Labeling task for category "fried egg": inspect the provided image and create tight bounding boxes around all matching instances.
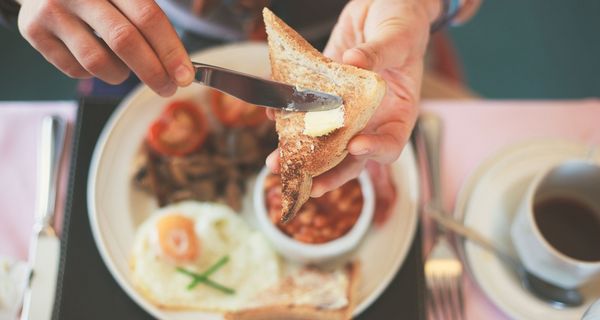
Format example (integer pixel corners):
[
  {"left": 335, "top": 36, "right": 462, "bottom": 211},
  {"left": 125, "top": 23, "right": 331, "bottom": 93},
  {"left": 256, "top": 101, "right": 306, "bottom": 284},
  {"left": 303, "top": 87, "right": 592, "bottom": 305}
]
[{"left": 130, "top": 201, "right": 281, "bottom": 311}]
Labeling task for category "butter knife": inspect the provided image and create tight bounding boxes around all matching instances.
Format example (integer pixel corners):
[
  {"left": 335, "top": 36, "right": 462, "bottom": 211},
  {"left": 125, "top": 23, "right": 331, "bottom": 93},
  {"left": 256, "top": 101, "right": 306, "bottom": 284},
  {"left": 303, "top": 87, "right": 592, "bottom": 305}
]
[
  {"left": 21, "top": 115, "right": 66, "bottom": 320},
  {"left": 192, "top": 62, "right": 342, "bottom": 112}
]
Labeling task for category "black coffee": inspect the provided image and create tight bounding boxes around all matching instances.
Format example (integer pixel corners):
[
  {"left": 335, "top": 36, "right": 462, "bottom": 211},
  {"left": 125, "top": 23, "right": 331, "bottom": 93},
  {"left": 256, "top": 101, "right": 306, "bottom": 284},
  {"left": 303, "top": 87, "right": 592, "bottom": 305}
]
[{"left": 534, "top": 196, "right": 600, "bottom": 262}]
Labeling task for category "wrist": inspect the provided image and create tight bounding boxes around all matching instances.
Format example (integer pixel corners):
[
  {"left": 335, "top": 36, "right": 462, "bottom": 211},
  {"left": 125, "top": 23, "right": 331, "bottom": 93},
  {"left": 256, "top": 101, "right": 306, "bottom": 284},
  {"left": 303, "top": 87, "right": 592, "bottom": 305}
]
[{"left": 429, "top": 0, "right": 463, "bottom": 32}]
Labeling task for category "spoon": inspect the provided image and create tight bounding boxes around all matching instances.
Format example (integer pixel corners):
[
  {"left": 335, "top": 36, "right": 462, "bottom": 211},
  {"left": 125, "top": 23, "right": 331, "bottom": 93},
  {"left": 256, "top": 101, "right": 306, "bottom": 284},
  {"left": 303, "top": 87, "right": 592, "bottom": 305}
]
[{"left": 415, "top": 113, "right": 584, "bottom": 308}]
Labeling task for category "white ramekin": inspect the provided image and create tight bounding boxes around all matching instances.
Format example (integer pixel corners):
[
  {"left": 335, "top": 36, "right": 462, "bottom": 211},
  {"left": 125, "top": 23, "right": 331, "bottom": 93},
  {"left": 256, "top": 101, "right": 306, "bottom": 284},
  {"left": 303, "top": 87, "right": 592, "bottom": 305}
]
[{"left": 253, "top": 166, "right": 375, "bottom": 264}]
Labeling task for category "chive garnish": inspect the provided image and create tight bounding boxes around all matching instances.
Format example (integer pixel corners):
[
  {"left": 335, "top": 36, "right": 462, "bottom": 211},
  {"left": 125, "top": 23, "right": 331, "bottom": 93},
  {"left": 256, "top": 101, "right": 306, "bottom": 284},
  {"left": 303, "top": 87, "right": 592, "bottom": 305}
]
[{"left": 176, "top": 255, "right": 235, "bottom": 294}]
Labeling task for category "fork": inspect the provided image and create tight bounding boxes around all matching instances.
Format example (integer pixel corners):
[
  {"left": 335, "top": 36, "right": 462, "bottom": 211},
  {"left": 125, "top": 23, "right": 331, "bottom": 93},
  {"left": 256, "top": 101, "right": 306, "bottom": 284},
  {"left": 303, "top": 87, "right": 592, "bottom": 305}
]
[
  {"left": 425, "top": 234, "right": 465, "bottom": 320},
  {"left": 416, "top": 113, "right": 465, "bottom": 320}
]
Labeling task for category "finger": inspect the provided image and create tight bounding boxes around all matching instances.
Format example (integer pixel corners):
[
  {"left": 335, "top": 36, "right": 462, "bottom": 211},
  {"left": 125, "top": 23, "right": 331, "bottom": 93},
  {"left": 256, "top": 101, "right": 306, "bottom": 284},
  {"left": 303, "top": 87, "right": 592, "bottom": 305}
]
[
  {"left": 322, "top": 21, "right": 348, "bottom": 61},
  {"left": 322, "top": 0, "right": 365, "bottom": 61},
  {"left": 17, "top": 13, "right": 92, "bottom": 79},
  {"left": 72, "top": 1, "right": 176, "bottom": 96},
  {"left": 266, "top": 108, "right": 276, "bottom": 121},
  {"left": 343, "top": 34, "right": 410, "bottom": 72},
  {"left": 348, "top": 129, "right": 405, "bottom": 164},
  {"left": 111, "top": 0, "right": 194, "bottom": 86},
  {"left": 265, "top": 149, "right": 280, "bottom": 173},
  {"left": 311, "top": 156, "right": 366, "bottom": 197},
  {"left": 23, "top": 31, "right": 91, "bottom": 79},
  {"left": 342, "top": 3, "right": 428, "bottom": 71},
  {"left": 51, "top": 15, "right": 130, "bottom": 84}
]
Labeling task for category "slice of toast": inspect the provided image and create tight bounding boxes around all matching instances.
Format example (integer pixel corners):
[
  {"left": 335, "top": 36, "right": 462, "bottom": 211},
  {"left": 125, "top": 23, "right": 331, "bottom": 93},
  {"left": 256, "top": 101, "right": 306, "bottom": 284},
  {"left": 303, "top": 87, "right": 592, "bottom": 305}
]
[
  {"left": 263, "top": 8, "right": 386, "bottom": 222},
  {"left": 224, "top": 262, "right": 360, "bottom": 320}
]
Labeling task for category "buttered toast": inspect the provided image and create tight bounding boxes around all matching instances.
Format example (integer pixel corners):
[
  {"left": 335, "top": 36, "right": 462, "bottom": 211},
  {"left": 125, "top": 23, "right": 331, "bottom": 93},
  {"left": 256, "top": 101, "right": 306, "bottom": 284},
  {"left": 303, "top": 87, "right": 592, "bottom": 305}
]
[{"left": 263, "top": 8, "right": 386, "bottom": 222}]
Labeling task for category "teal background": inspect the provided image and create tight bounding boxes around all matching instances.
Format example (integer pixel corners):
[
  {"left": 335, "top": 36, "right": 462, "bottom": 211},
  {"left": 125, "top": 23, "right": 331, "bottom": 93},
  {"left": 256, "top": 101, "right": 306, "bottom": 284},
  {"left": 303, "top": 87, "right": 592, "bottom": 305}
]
[
  {"left": 449, "top": 0, "right": 600, "bottom": 99},
  {"left": 0, "top": 0, "right": 598, "bottom": 100}
]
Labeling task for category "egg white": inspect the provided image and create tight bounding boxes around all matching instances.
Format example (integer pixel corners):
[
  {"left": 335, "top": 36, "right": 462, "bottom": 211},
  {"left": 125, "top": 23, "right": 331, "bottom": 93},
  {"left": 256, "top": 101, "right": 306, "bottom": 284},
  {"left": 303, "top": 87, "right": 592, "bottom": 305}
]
[{"left": 131, "top": 201, "right": 281, "bottom": 311}]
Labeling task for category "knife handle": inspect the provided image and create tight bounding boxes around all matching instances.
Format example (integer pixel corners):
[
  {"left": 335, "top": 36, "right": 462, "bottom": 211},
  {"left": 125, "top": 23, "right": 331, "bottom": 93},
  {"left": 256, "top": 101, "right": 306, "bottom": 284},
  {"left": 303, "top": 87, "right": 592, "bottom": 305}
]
[
  {"left": 192, "top": 62, "right": 214, "bottom": 85},
  {"left": 35, "top": 115, "right": 67, "bottom": 236}
]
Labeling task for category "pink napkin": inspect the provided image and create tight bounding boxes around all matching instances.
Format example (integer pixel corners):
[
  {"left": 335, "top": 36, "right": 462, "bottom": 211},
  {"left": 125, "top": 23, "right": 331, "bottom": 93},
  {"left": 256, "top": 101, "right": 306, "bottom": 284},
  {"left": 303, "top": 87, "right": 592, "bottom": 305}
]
[{"left": 0, "top": 102, "right": 76, "bottom": 261}]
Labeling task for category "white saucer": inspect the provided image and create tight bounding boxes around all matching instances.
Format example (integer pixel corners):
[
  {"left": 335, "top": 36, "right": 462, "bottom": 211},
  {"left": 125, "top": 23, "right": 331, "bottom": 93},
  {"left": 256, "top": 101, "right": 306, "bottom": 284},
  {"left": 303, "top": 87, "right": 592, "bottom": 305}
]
[{"left": 454, "top": 140, "right": 600, "bottom": 320}]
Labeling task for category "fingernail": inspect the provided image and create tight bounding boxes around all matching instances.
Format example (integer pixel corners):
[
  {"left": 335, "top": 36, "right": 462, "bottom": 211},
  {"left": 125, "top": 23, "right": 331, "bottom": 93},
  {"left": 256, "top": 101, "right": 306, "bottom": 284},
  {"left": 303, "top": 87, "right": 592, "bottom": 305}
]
[
  {"left": 310, "top": 186, "right": 324, "bottom": 198},
  {"left": 159, "top": 82, "right": 177, "bottom": 97},
  {"left": 352, "top": 148, "right": 370, "bottom": 156},
  {"left": 344, "top": 47, "right": 374, "bottom": 70},
  {"left": 174, "top": 64, "right": 193, "bottom": 85},
  {"left": 266, "top": 153, "right": 279, "bottom": 173},
  {"left": 266, "top": 152, "right": 275, "bottom": 166}
]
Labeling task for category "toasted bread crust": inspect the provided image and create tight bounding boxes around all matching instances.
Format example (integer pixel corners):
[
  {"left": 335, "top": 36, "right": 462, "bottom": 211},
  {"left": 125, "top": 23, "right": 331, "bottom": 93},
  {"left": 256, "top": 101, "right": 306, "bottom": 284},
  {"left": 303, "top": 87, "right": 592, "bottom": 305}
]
[
  {"left": 224, "top": 262, "right": 360, "bottom": 320},
  {"left": 263, "top": 8, "right": 386, "bottom": 222}
]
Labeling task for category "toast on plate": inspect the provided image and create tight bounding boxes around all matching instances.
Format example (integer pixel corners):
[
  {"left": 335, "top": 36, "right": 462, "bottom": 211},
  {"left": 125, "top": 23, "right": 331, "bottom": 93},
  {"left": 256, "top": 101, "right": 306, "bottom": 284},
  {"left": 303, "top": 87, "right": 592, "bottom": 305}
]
[
  {"left": 224, "top": 262, "right": 360, "bottom": 320},
  {"left": 263, "top": 8, "right": 386, "bottom": 222}
]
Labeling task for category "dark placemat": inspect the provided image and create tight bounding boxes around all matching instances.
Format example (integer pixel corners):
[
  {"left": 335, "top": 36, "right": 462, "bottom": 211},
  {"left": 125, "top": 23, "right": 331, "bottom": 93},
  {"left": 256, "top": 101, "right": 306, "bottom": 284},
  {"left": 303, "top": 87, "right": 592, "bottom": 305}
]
[{"left": 53, "top": 97, "right": 425, "bottom": 320}]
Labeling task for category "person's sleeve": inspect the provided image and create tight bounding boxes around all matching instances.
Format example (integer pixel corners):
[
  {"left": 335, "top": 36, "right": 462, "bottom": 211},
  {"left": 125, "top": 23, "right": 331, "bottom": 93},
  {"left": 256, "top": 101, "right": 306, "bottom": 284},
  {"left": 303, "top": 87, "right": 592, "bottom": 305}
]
[
  {"left": 0, "top": 0, "right": 20, "bottom": 26},
  {"left": 431, "top": 0, "right": 482, "bottom": 32}
]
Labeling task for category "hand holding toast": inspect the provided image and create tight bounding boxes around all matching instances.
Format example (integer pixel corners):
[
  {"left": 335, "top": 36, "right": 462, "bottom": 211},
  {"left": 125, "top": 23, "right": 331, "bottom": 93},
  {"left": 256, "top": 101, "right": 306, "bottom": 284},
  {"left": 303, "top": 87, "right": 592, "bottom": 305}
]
[
  {"left": 267, "top": 0, "right": 441, "bottom": 197},
  {"left": 313, "top": 0, "right": 440, "bottom": 196}
]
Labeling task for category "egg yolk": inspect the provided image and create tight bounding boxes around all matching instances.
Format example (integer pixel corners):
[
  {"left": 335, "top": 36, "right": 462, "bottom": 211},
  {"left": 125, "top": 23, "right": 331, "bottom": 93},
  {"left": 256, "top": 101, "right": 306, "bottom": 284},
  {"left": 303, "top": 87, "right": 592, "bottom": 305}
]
[{"left": 156, "top": 214, "right": 200, "bottom": 262}]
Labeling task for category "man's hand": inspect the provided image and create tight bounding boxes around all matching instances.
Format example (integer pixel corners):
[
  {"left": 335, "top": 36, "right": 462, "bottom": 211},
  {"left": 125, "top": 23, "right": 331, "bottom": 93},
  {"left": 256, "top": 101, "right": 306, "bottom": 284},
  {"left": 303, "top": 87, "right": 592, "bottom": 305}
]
[
  {"left": 267, "top": 0, "right": 439, "bottom": 196},
  {"left": 17, "top": 0, "right": 194, "bottom": 96}
]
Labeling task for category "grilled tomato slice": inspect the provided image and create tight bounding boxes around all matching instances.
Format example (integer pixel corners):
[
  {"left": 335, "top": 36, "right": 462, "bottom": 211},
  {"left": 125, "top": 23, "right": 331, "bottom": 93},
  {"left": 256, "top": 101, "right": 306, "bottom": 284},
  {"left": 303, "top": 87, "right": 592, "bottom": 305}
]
[{"left": 147, "top": 100, "right": 208, "bottom": 156}]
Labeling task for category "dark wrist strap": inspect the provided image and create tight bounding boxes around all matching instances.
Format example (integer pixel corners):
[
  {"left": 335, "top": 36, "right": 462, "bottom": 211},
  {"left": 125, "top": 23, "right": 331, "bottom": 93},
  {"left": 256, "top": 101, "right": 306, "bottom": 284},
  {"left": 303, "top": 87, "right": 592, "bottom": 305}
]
[
  {"left": 430, "top": 0, "right": 461, "bottom": 33},
  {"left": 0, "top": 0, "right": 21, "bottom": 26}
]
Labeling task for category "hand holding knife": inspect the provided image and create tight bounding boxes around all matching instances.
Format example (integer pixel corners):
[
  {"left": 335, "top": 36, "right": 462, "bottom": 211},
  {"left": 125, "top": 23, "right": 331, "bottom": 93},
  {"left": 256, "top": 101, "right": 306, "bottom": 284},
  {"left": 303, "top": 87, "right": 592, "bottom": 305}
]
[{"left": 21, "top": 115, "right": 67, "bottom": 320}]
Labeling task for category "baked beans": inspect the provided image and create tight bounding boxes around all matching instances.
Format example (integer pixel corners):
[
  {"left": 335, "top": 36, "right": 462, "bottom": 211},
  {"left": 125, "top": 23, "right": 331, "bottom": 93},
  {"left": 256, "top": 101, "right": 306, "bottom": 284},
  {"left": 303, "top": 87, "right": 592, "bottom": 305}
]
[{"left": 264, "top": 174, "right": 363, "bottom": 244}]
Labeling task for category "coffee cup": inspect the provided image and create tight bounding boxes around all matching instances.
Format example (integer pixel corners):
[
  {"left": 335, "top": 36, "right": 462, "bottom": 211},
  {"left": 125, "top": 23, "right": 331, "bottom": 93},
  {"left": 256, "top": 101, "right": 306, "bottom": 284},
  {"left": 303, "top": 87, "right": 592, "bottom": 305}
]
[{"left": 511, "top": 159, "right": 600, "bottom": 289}]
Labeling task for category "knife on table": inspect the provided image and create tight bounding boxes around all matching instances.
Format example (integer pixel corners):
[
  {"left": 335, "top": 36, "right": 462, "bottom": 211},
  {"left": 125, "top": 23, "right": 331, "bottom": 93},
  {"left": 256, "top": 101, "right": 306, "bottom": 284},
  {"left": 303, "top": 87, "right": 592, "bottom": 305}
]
[
  {"left": 21, "top": 115, "right": 67, "bottom": 320},
  {"left": 192, "top": 62, "right": 343, "bottom": 112}
]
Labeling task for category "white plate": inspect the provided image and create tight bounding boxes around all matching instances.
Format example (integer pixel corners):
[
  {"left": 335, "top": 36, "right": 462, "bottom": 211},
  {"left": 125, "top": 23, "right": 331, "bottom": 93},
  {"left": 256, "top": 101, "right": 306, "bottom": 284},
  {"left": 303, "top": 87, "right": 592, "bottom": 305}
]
[
  {"left": 454, "top": 140, "right": 600, "bottom": 320},
  {"left": 87, "top": 42, "right": 420, "bottom": 319}
]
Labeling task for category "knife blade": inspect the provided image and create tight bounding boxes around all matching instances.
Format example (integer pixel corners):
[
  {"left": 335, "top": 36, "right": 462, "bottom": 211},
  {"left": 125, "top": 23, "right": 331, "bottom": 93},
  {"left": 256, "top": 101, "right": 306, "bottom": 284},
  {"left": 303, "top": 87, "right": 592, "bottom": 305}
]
[
  {"left": 21, "top": 115, "right": 66, "bottom": 320},
  {"left": 192, "top": 62, "right": 343, "bottom": 112}
]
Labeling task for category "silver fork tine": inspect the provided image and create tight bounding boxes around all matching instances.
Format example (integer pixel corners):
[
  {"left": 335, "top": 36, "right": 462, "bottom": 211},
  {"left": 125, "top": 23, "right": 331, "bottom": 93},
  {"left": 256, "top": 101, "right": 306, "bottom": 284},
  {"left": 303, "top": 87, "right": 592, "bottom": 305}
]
[
  {"left": 434, "top": 273, "right": 449, "bottom": 320},
  {"left": 427, "top": 286, "right": 438, "bottom": 320},
  {"left": 440, "top": 274, "right": 452, "bottom": 320},
  {"left": 430, "top": 273, "right": 445, "bottom": 320},
  {"left": 456, "top": 275, "right": 465, "bottom": 320},
  {"left": 442, "top": 274, "right": 456, "bottom": 320},
  {"left": 426, "top": 285, "right": 435, "bottom": 319},
  {"left": 428, "top": 275, "right": 439, "bottom": 319},
  {"left": 457, "top": 275, "right": 466, "bottom": 320},
  {"left": 448, "top": 274, "right": 462, "bottom": 320},
  {"left": 443, "top": 274, "right": 456, "bottom": 320},
  {"left": 430, "top": 270, "right": 464, "bottom": 320}
]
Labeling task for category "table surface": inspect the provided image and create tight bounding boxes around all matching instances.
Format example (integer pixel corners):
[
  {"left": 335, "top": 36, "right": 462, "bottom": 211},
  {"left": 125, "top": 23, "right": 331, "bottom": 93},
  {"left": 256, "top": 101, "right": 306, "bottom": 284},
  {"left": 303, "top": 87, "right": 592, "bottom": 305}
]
[{"left": 2, "top": 98, "right": 600, "bottom": 319}]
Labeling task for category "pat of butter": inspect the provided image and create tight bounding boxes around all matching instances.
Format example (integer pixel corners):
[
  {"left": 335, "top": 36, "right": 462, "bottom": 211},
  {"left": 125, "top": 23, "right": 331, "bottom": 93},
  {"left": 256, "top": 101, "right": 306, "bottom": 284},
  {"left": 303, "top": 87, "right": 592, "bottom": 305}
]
[{"left": 303, "top": 105, "right": 345, "bottom": 137}]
